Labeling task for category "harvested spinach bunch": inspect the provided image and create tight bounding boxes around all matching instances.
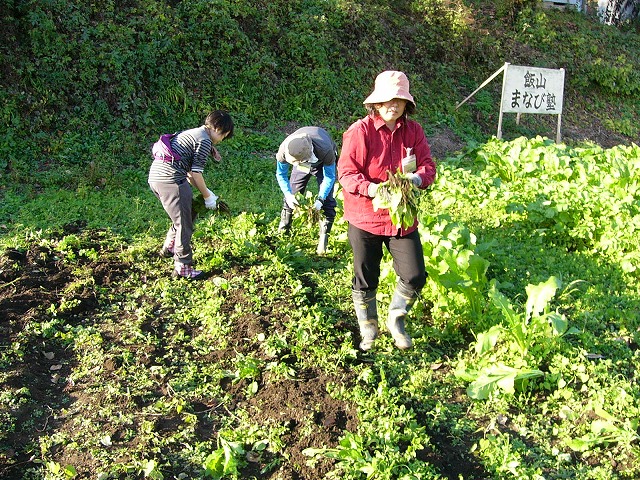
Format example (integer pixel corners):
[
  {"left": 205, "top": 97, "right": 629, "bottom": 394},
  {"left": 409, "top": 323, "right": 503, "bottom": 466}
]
[
  {"left": 292, "top": 191, "right": 324, "bottom": 227},
  {"left": 372, "top": 169, "right": 420, "bottom": 229}
]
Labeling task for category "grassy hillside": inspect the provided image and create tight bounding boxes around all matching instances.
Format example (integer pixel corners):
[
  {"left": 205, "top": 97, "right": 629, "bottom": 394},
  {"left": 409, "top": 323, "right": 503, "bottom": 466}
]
[{"left": 1, "top": 0, "right": 639, "bottom": 187}]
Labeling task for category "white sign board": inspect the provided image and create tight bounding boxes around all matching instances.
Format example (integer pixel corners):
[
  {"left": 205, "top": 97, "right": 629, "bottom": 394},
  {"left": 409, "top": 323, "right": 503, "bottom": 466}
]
[
  {"left": 501, "top": 65, "right": 565, "bottom": 114},
  {"left": 455, "top": 62, "right": 566, "bottom": 142}
]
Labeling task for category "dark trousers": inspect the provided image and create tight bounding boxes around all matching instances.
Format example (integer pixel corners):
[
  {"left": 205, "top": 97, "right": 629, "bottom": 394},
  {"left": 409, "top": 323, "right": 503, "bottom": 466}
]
[
  {"left": 282, "top": 165, "right": 336, "bottom": 220},
  {"left": 348, "top": 224, "right": 427, "bottom": 292}
]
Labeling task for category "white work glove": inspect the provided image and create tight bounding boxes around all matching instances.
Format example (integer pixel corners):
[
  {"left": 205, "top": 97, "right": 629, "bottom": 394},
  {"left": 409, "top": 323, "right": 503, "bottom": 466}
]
[
  {"left": 313, "top": 198, "right": 324, "bottom": 211},
  {"left": 408, "top": 173, "right": 422, "bottom": 187},
  {"left": 204, "top": 190, "right": 218, "bottom": 209},
  {"left": 367, "top": 183, "right": 379, "bottom": 198},
  {"left": 284, "top": 193, "right": 299, "bottom": 210}
]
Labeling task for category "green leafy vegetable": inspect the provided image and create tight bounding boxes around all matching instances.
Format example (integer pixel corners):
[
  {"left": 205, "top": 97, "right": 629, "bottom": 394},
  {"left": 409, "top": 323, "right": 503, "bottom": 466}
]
[
  {"left": 192, "top": 194, "right": 232, "bottom": 219},
  {"left": 372, "top": 169, "right": 420, "bottom": 229},
  {"left": 293, "top": 191, "right": 324, "bottom": 227}
]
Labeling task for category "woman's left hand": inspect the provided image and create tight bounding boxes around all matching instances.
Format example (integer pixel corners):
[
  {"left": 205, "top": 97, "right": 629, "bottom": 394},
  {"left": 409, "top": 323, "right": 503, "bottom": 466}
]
[{"left": 211, "top": 147, "right": 222, "bottom": 162}]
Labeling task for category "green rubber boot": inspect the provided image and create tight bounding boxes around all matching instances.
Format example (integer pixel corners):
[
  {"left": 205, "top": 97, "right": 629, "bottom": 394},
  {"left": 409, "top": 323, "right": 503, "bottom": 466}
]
[
  {"left": 386, "top": 282, "right": 418, "bottom": 350},
  {"left": 352, "top": 289, "right": 378, "bottom": 351},
  {"left": 278, "top": 208, "right": 292, "bottom": 232},
  {"left": 316, "top": 218, "right": 334, "bottom": 255}
]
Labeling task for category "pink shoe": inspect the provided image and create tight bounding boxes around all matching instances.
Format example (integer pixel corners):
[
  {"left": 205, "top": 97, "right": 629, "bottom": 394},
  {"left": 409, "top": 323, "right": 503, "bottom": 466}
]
[{"left": 172, "top": 263, "right": 205, "bottom": 280}]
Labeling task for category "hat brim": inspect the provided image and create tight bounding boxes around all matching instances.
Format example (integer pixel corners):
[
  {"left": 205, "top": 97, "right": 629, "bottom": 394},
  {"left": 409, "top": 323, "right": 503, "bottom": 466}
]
[
  {"left": 285, "top": 150, "right": 318, "bottom": 165},
  {"left": 363, "top": 90, "right": 415, "bottom": 106}
]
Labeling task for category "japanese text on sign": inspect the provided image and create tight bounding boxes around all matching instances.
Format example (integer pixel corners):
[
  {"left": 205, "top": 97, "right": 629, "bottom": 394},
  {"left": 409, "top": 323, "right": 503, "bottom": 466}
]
[{"left": 501, "top": 65, "right": 565, "bottom": 115}]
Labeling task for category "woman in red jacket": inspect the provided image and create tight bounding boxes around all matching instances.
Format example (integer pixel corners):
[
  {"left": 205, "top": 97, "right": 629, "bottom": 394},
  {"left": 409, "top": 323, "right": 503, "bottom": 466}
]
[{"left": 338, "top": 71, "right": 436, "bottom": 351}]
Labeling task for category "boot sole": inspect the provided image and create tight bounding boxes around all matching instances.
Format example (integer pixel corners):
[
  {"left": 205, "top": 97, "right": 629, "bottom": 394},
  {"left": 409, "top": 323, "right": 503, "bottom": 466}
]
[{"left": 359, "top": 340, "right": 375, "bottom": 351}]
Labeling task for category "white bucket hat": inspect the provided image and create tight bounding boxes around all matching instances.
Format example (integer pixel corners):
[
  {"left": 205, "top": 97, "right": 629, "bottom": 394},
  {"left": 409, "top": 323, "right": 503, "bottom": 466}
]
[{"left": 363, "top": 70, "right": 415, "bottom": 107}]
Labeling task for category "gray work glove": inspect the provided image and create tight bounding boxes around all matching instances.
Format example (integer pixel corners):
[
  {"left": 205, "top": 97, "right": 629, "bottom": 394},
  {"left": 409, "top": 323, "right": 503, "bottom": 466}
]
[
  {"left": 407, "top": 173, "right": 422, "bottom": 187},
  {"left": 367, "top": 183, "right": 379, "bottom": 198}
]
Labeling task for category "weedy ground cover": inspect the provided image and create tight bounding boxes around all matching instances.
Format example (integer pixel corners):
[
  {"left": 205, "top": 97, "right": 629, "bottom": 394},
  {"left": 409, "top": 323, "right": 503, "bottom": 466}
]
[{"left": 1, "top": 134, "right": 640, "bottom": 479}]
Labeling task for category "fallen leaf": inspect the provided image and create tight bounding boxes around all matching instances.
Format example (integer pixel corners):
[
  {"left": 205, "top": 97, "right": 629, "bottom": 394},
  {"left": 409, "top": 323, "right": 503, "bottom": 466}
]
[
  {"left": 246, "top": 451, "right": 261, "bottom": 463},
  {"left": 585, "top": 353, "right": 604, "bottom": 360}
]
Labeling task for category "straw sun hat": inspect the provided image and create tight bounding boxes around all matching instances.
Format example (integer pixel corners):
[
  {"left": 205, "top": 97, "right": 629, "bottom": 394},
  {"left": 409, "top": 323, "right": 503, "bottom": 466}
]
[{"left": 363, "top": 70, "right": 415, "bottom": 107}]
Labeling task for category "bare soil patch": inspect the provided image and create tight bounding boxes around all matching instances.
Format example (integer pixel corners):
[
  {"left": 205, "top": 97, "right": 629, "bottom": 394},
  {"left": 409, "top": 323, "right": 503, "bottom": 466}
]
[
  {"left": 0, "top": 220, "right": 489, "bottom": 479},
  {"left": 0, "top": 223, "right": 358, "bottom": 479}
]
